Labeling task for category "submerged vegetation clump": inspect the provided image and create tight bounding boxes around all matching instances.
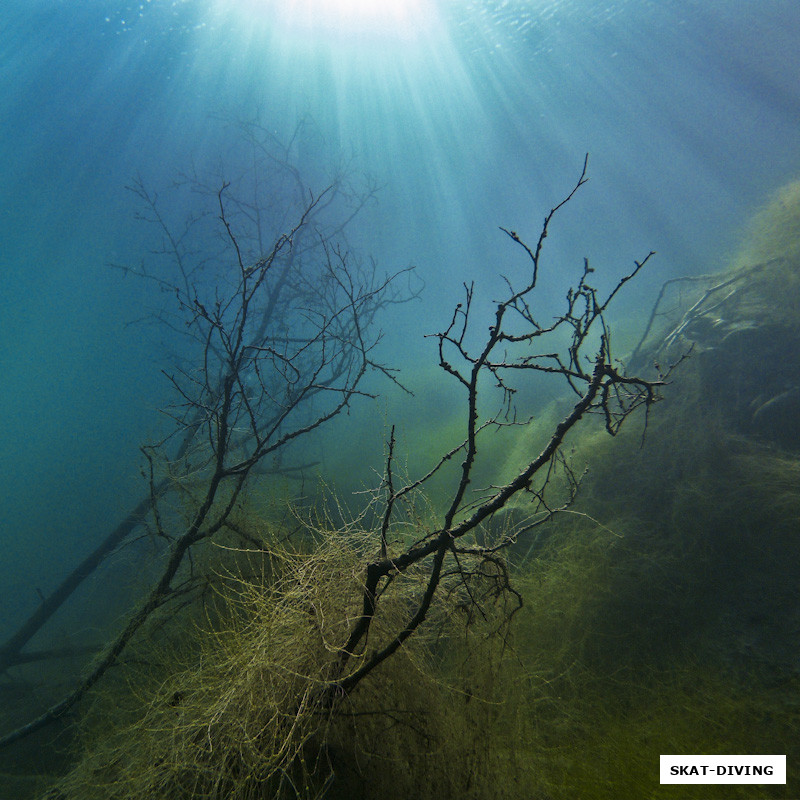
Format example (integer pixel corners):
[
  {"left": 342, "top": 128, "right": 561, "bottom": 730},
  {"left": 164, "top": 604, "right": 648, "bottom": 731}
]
[
  {"left": 48, "top": 523, "right": 534, "bottom": 800},
  {"left": 50, "top": 533, "right": 408, "bottom": 799},
  {"left": 50, "top": 404, "right": 800, "bottom": 800}
]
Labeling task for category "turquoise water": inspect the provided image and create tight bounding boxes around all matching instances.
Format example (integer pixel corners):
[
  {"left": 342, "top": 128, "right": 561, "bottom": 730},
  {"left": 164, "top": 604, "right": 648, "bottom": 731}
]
[{"left": 1, "top": 0, "right": 798, "bottom": 643}]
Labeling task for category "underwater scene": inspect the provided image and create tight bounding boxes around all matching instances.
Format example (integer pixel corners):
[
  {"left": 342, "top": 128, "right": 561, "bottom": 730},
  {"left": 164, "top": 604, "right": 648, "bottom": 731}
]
[{"left": 1, "top": 1, "right": 800, "bottom": 797}]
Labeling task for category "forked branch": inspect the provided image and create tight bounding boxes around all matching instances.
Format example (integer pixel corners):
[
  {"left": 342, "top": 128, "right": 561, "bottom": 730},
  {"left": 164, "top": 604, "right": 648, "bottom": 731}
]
[{"left": 327, "top": 158, "right": 672, "bottom": 701}]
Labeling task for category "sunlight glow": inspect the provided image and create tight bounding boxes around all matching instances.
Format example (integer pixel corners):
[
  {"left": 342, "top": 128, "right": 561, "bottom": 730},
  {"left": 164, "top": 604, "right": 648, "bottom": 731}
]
[{"left": 230, "top": 0, "right": 436, "bottom": 42}]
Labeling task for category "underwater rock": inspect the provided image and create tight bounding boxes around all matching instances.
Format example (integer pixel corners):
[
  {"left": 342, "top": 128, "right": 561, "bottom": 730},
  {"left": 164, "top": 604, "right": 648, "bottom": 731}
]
[{"left": 641, "top": 255, "right": 800, "bottom": 452}]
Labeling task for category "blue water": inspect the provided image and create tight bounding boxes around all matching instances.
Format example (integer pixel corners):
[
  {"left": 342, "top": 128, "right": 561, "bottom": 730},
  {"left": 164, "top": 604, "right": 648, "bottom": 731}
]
[{"left": 1, "top": 0, "right": 799, "bottom": 632}]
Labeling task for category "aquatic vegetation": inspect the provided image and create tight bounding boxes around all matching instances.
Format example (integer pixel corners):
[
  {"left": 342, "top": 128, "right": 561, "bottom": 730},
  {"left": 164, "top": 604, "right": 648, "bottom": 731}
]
[
  {"left": 503, "top": 429, "right": 800, "bottom": 798},
  {"left": 50, "top": 533, "right": 380, "bottom": 799},
  {"left": 4, "top": 157, "right": 800, "bottom": 799},
  {"left": 47, "top": 418, "right": 800, "bottom": 800},
  {"left": 44, "top": 517, "right": 532, "bottom": 799}
]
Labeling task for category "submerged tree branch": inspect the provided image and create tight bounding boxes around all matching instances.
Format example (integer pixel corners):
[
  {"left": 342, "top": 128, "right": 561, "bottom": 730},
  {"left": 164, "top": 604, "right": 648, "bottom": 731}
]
[
  {"left": 326, "top": 157, "right": 673, "bottom": 702},
  {"left": 0, "top": 127, "right": 416, "bottom": 747}
]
